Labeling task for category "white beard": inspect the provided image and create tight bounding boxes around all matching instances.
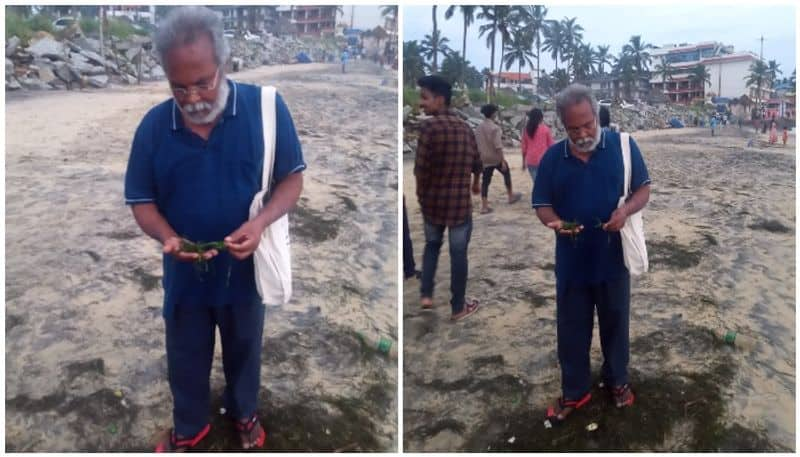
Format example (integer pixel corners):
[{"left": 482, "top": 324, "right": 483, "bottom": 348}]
[
  {"left": 569, "top": 123, "right": 602, "bottom": 153},
  {"left": 177, "top": 79, "right": 229, "bottom": 125}
]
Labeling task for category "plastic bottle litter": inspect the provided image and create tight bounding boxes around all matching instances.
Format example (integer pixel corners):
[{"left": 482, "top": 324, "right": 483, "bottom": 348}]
[
  {"left": 356, "top": 331, "right": 397, "bottom": 360},
  {"left": 718, "top": 329, "right": 757, "bottom": 349}
]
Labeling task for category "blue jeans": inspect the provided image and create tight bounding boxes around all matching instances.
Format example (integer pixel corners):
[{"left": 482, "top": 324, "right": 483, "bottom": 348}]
[
  {"left": 527, "top": 165, "right": 538, "bottom": 186},
  {"left": 556, "top": 274, "right": 630, "bottom": 400},
  {"left": 166, "top": 302, "right": 265, "bottom": 437},
  {"left": 421, "top": 216, "right": 473, "bottom": 314}
]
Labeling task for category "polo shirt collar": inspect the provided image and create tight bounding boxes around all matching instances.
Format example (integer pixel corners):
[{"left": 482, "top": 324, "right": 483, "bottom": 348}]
[
  {"left": 171, "top": 79, "right": 238, "bottom": 131},
  {"left": 563, "top": 129, "right": 607, "bottom": 158}
]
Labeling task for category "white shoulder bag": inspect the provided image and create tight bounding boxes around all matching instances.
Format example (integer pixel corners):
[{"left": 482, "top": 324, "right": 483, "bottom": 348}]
[
  {"left": 619, "top": 132, "right": 648, "bottom": 275},
  {"left": 248, "top": 86, "right": 292, "bottom": 304}
]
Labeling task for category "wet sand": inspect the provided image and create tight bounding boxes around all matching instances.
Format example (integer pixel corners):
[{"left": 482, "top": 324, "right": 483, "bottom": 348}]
[
  {"left": 402, "top": 126, "right": 795, "bottom": 451},
  {"left": 5, "top": 61, "right": 398, "bottom": 451}
]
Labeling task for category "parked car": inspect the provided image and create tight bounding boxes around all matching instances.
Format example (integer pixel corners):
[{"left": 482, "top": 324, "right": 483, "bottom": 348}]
[
  {"left": 52, "top": 17, "right": 76, "bottom": 31},
  {"left": 598, "top": 99, "right": 612, "bottom": 107},
  {"left": 223, "top": 29, "right": 236, "bottom": 39}
]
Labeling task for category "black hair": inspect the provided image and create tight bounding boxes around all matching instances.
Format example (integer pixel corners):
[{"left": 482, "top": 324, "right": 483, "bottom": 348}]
[
  {"left": 599, "top": 106, "right": 611, "bottom": 128},
  {"left": 525, "top": 108, "right": 544, "bottom": 138},
  {"left": 480, "top": 104, "right": 498, "bottom": 118},
  {"left": 417, "top": 75, "right": 452, "bottom": 106}
]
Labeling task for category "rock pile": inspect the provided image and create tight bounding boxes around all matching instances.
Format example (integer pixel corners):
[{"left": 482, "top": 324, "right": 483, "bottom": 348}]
[
  {"left": 6, "top": 30, "right": 336, "bottom": 91},
  {"left": 403, "top": 99, "right": 695, "bottom": 155},
  {"left": 6, "top": 31, "right": 162, "bottom": 90}
]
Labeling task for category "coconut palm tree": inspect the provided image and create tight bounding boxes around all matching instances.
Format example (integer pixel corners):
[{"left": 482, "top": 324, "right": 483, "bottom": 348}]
[
  {"left": 430, "top": 6, "right": 439, "bottom": 72},
  {"left": 515, "top": 5, "right": 547, "bottom": 92},
  {"left": 745, "top": 59, "right": 769, "bottom": 110},
  {"left": 502, "top": 30, "right": 536, "bottom": 92},
  {"left": 419, "top": 29, "right": 451, "bottom": 74},
  {"left": 403, "top": 41, "right": 426, "bottom": 85},
  {"left": 622, "top": 35, "right": 654, "bottom": 75},
  {"left": 494, "top": 6, "right": 516, "bottom": 94},
  {"left": 653, "top": 61, "right": 673, "bottom": 97},
  {"left": 690, "top": 64, "right": 711, "bottom": 99},
  {"left": 444, "top": 6, "right": 477, "bottom": 88},
  {"left": 542, "top": 19, "right": 566, "bottom": 72},
  {"left": 614, "top": 53, "right": 637, "bottom": 100},
  {"left": 571, "top": 42, "right": 597, "bottom": 82},
  {"left": 767, "top": 59, "right": 782, "bottom": 88},
  {"left": 477, "top": 6, "right": 500, "bottom": 100},
  {"left": 595, "top": 45, "right": 612, "bottom": 76},
  {"left": 559, "top": 16, "right": 584, "bottom": 76}
]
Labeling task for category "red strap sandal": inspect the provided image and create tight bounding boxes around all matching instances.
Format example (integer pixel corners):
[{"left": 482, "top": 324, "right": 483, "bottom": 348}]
[
  {"left": 613, "top": 383, "right": 635, "bottom": 408},
  {"left": 544, "top": 391, "right": 592, "bottom": 427},
  {"left": 235, "top": 414, "right": 266, "bottom": 449},
  {"left": 154, "top": 423, "right": 210, "bottom": 452}
]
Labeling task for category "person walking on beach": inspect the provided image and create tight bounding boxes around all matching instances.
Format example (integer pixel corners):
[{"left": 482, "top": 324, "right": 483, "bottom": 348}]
[
  {"left": 782, "top": 126, "right": 789, "bottom": 146},
  {"left": 532, "top": 84, "right": 650, "bottom": 424},
  {"left": 475, "top": 103, "right": 521, "bottom": 214},
  {"left": 769, "top": 122, "right": 778, "bottom": 144},
  {"left": 710, "top": 115, "right": 717, "bottom": 136},
  {"left": 414, "top": 75, "right": 482, "bottom": 321},
  {"left": 521, "top": 108, "right": 555, "bottom": 188},
  {"left": 124, "top": 7, "right": 305, "bottom": 451},
  {"left": 341, "top": 48, "right": 349, "bottom": 73}
]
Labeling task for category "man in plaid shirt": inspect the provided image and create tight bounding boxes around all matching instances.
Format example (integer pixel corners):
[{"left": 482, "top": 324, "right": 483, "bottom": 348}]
[{"left": 414, "top": 75, "right": 482, "bottom": 321}]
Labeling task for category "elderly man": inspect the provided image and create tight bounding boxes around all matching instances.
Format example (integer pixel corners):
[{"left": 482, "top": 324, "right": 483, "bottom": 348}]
[
  {"left": 414, "top": 75, "right": 482, "bottom": 321},
  {"left": 124, "top": 7, "right": 305, "bottom": 451},
  {"left": 532, "top": 84, "right": 650, "bottom": 424}
]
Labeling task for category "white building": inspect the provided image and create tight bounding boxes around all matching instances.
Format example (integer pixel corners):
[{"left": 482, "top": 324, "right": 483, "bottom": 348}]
[{"left": 649, "top": 41, "right": 771, "bottom": 104}]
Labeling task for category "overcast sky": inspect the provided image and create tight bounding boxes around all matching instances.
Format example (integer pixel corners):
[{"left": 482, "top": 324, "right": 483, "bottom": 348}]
[
  {"left": 404, "top": 4, "right": 797, "bottom": 77},
  {"left": 344, "top": 5, "right": 386, "bottom": 30}
]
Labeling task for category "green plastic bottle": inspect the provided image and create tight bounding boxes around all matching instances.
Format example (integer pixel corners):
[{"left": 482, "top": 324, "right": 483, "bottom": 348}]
[{"left": 356, "top": 332, "right": 397, "bottom": 360}]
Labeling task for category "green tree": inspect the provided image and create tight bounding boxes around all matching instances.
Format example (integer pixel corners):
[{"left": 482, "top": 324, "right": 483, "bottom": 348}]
[
  {"left": 419, "top": 29, "right": 451, "bottom": 74},
  {"left": 551, "top": 68, "right": 570, "bottom": 93},
  {"left": 745, "top": 59, "right": 769, "bottom": 111},
  {"left": 542, "top": 19, "right": 566, "bottom": 72},
  {"left": 515, "top": 5, "right": 547, "bottom": 92},
  {"left": 502, "top": 30, "right": 536, "bottom": 91},
  {"left": 766, "top": 59, "right": 782, "bottom": 88},
  {"left": 444, "top": 6, "right": 477, "bottom": 88},
  {"left": 690, "top": 64, "right": 711, "bottom": 99},
  {"left": 622, "top": 35, "right": 653, "bottom": 75},
  {"left": 614, "top": 53, "right": 637, "bottom": 100},
  {"left": 653, "top": 61, "right": 673, "bottom": 97},
  {"left": 595, "top": 44, "right": 612, "bottom": 76},
  {"left": 559, "top": 16, "right": 584, "bottom": 76},
  {"left": 571, "top": 42, "right": 597, "bottom": 82},
  {"left": 440, "top": 52, "right": 484, "bottom": 89},
  {"left": 403, "top": 40, "right": 426, "bottom": 85}
]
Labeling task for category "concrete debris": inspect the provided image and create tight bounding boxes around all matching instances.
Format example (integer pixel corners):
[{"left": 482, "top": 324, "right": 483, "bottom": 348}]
[
  {"left": 403, "top": 100, "right": 699, "bottom": 155},
  {"left": 7, "top": 33, "right": 337, "bottom": 92},
  {"left": 6, "top": 36, "right": 21, "bottom": 57}
]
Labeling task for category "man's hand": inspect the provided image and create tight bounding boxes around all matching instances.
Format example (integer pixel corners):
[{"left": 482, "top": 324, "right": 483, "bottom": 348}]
[
  {"left": 602, "top": 207, "right": 628, "bottom": 232},
  {"left": 500, "top": 159, "right": 509, "bottom": 173},
  {"left": 471, "top": 182, "right": 480, "bottom": 195},
  {"left": 225, "top": 219, "right": 265, "bottom": 260},
  {"left": 546, "top": 220, "right": 584, "bottom": 237},
  {"left": 163, "top": 236, "right": 219, "bottom": 262}
]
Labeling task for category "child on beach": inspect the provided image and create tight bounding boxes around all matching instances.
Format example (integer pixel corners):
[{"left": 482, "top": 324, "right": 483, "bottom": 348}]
[
  {"left": 769, "top": 122, "right": 778, "bottom": 144},
  {"left": 782, "top": 127, "right": 789, "bottom": 146}
]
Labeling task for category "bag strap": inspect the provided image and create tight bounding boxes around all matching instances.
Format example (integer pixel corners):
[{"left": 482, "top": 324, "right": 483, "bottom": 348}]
[
  {"left": 620, "top": 132, "right": 631, "bottom": 197},
  {"left": 260, "top": 86, "right": 277, "bottom": 193}
]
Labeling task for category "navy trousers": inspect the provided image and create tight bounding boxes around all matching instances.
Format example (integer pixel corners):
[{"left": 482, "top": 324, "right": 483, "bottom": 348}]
[
  {"left": 556, "top": 274, "right": 630, "bottom": 400},
  {"left": 421, "top": 216, "right": 473, "bottom": 314},
  {"left": 165, "top": 302, "right": 265, "bottom": 437}
]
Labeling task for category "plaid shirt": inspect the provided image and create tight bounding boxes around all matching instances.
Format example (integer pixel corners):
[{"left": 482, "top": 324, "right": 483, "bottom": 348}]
[{"left": 414, "top": 110, "right": 482, "bottom": 227}]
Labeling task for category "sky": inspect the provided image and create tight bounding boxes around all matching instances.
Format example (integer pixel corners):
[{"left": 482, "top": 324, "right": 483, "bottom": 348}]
[
  {"left": 344, "top": 5, "right": 387, "bottom": 30},
  {"left": 404, "top": 4, "right": 797, "bottom": 77}
]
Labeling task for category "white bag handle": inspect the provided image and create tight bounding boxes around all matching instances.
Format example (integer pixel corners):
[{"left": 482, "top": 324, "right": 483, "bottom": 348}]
[
  {"left": 621, "top": 132, "right": 631, "bottom": 199},
  {"left": 260, "top": 86, "right": 277, "bottom": 195}
]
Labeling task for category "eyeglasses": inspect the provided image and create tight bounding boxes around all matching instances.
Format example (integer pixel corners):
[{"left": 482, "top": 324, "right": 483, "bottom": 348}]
[{"left": 170, "top": 67, "right": 220, "bottom": 98}]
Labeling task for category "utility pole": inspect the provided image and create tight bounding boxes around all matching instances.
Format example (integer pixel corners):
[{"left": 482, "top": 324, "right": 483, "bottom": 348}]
[{"left": 350, "top": 6, "right": 354, "bottom": 30}]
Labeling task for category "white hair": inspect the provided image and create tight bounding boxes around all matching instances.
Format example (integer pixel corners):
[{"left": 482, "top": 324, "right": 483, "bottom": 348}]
[{"left": 154, "top": 6, "right": 230, "bottom": 68}]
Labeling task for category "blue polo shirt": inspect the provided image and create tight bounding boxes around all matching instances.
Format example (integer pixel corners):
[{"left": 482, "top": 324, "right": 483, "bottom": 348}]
[
  {"left": 532, "top": 131, "right": 650, "bottom": 285},
  {"left": 124, "top": 80, "right": 306, "bottom": 317}
]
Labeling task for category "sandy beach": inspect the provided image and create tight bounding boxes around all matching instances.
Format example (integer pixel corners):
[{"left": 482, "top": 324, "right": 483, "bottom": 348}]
[
  {"left": 5, "top": 60, "right": 398, "bottom": 451},
  {"left": 402, "top": 125, "right": 795, "bottom": 451}
]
